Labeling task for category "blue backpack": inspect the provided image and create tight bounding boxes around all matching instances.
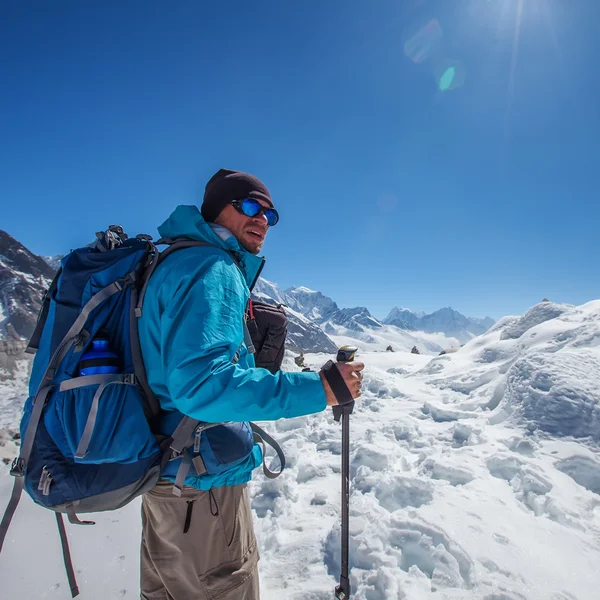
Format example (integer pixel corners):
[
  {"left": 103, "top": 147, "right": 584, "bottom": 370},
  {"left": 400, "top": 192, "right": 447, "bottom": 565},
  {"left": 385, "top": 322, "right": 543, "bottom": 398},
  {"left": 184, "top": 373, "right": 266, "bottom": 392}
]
[{"left": 0, "top": 226, "right": 284, "bottom": 597}]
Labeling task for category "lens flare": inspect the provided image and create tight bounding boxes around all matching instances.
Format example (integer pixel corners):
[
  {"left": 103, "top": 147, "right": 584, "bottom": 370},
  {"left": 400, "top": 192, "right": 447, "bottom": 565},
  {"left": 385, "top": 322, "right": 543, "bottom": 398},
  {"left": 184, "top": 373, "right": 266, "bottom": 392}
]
[
  {"left": 439, "top": 67, "right": 455, "bottom": 91},
  {"left": 403, "top": 19, "right": 442, "bottom": 64},
  {"left": 434, "top": 59, "right": 466, "bottom": 92}
]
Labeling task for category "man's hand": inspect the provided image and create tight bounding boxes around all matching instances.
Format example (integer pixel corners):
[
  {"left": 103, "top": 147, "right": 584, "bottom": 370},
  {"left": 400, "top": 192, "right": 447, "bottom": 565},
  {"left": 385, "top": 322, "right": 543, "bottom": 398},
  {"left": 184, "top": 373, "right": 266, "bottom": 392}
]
[{"left": 319, "top": 361, "right": 365, "bottom": 407}]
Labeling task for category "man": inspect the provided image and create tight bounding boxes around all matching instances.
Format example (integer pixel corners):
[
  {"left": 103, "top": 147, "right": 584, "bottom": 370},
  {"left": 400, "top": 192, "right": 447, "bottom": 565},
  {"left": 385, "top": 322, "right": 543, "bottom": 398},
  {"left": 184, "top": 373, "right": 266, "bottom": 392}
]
[{"left": 138, "top": 168, "right": 364, "bottom": 600}]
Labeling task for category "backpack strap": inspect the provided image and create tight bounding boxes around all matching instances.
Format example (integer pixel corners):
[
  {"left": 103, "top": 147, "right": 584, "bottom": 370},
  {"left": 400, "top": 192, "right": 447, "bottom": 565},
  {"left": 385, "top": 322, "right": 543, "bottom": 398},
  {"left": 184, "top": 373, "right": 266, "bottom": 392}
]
[
  {"left": 0, "top": 382, "right": 54, "bottom": 552},
  {"left": 172, "top": 452, "right": 193, "bottom": 497},
  {"left": 26, "top": 267, "right": 62, "bottom": 355},
  {"left": 168, "top": 420, "right": 238, "bottom": 496},
  {"left": 135, "top": 239, "right": 210, "bottom": 318},
  {"left": 250, "top": 423, "right": 286, "bottom": 479},
  {"left": 129, "top": 281, "right": 161, "bottom": 420},
  {"left": 169, "top": 415, "right": 201, "bottom": 457},
  {"left": 168, "top": 420, "right": 286, "bottom": 494},
  {"left": 243, "top": 317, "right": 255, "bottom": 355},
  {"left": 55, "top": 513, "right": 80, "bottom": 597}
]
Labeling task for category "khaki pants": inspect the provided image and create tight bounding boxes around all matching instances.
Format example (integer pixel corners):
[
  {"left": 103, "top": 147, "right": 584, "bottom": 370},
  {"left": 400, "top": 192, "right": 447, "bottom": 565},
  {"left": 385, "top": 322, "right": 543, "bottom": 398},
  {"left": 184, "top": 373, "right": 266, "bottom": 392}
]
[{"left": 141, "top": 480, "right": 260, "bottom": 600}]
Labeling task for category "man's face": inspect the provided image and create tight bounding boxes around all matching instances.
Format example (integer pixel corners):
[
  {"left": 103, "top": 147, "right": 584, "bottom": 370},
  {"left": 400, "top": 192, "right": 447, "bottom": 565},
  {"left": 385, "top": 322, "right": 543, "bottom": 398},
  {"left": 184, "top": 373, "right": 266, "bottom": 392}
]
[{"left": 215, "top": 199, "right": 271, "bottom": 255}]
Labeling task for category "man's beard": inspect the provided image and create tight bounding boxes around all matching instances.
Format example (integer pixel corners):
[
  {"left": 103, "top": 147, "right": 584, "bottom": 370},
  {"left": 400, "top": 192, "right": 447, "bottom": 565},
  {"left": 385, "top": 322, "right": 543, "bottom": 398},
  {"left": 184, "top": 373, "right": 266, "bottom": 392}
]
[{"left": 240, "top": 238, "right": 262, "bottom": 255}]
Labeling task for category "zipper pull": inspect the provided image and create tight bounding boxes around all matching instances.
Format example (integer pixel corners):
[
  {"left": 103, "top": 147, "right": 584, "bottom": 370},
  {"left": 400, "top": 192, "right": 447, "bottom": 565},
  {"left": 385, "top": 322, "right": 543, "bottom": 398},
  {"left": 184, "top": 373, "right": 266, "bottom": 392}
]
[
  {"left": 38, "top": 466, "right": 53, "bottom": 495},
  {"left": 43, "top": 472, "right": 53, "bottom": 496},
  {"left": 38, "top": 466, "right": 49, "bottom": 491},
  {"left": 193, "top": 431, "right": 201, "bottom": 454}
]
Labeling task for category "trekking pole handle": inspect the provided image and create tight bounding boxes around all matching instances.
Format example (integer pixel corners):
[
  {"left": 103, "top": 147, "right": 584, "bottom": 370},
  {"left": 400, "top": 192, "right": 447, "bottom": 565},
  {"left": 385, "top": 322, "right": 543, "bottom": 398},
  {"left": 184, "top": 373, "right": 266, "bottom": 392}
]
[
  {"left": 331, "top": 346, "right": 358, "bottom": 421},
  {"left": 336, "top": 346, "right": 358, "bottom": 363}
]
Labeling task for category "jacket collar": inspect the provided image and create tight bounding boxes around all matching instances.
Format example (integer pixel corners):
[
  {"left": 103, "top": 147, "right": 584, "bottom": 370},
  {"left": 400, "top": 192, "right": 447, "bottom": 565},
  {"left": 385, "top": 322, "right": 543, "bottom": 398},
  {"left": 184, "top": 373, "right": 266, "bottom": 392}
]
[{"left": 157, "top": 205, "right": 264, "bottom": 290}]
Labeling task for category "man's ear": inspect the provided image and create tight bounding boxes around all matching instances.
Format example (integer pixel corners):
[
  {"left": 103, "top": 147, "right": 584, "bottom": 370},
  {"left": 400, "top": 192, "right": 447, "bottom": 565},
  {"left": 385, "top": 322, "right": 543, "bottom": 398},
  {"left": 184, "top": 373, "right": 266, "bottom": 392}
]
[{"left": 213, "top": 211, "right": 225, "bottom": 226}]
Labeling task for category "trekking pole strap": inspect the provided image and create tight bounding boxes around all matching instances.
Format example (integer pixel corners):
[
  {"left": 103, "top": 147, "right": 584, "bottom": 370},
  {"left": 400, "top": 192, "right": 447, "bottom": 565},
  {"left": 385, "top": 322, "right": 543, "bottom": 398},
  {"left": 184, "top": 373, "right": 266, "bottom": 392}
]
[
  {"left": 322, "top": 361, "right": 354, "bottom": 407},
  {"left": 250, "top": 423, "right": 286, "bottom": 479}
]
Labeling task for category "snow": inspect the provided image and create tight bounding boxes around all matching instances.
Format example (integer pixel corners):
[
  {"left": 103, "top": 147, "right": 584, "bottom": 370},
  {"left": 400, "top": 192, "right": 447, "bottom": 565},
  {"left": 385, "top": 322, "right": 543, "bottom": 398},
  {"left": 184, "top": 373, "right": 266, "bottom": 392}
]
[
  {"left": 42, "top": 255, "right": 63, "bottom": 272},
  {"left": 1, "top": 300, "right": 600, "bottom": 599},
  {"left": 327, "top": 322, "right": 459, "bottom": 355},
  {"left": 0, "top": 357, "right": 30, "bottom": 431}
]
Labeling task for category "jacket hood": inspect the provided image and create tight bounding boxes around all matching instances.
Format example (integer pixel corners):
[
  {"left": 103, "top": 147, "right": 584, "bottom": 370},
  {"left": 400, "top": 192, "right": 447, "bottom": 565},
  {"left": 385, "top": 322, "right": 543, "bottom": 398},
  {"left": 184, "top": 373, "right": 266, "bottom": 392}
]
[{"left": 157, "top": 204, "right": 264, "bottom": 290}]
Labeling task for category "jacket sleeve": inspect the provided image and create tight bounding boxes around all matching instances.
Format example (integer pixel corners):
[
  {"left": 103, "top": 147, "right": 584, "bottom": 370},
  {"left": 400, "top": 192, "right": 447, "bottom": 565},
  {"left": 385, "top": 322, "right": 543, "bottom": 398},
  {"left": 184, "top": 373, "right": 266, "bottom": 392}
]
[{"left": 160, "top": 251, "right": 327, "bottom": 423}]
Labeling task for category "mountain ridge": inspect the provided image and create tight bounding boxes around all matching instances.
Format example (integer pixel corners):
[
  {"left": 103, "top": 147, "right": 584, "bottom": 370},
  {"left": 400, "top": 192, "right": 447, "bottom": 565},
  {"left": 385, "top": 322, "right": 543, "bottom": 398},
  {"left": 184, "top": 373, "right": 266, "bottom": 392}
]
[{"left": 0, "top": 231, "right": 496, "bottom": 351}]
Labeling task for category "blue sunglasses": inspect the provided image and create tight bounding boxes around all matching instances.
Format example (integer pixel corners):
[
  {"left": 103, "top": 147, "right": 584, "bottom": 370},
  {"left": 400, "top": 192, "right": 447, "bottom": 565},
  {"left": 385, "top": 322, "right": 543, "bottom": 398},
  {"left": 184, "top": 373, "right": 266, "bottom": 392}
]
[{"left": 230, "top": 198, "right": 279, "bottom": 227}]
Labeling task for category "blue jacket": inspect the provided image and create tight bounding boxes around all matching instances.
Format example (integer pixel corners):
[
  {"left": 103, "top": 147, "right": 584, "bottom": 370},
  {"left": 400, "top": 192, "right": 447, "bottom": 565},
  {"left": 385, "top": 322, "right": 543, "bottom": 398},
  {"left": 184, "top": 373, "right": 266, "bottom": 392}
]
[{"left": 138, "top": 205, "right": 327, "bottom": 489}]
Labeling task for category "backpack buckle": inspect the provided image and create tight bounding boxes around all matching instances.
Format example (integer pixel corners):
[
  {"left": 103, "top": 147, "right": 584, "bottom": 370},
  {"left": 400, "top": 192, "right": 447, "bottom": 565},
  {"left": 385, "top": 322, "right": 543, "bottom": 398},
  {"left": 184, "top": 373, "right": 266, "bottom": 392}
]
[
  {"left": 116, "top": 272, "right": 137, "bottom": 291},
  {"left": 123, "top": 373, "right": 136, "bottom": 385},
  {"left": 10, "top": 457, "right": 25, "bottom": 477},
  {"left": 123, "top": 272, "right": 137, "bottom": 285}
]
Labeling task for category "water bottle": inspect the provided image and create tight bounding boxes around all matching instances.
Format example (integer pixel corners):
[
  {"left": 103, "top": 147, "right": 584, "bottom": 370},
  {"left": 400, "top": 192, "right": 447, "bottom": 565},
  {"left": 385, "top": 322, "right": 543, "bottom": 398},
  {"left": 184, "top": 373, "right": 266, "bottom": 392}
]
[{"left": 79, "top": 334, "right": 120, "bottom": 376}]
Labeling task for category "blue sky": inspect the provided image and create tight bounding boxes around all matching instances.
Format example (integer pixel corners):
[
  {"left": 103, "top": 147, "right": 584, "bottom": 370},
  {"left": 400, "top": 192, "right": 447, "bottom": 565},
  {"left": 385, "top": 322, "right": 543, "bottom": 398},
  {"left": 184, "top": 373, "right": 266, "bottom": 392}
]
[{"left": 1, "top": 0, "right": 598, "bottom": 320}]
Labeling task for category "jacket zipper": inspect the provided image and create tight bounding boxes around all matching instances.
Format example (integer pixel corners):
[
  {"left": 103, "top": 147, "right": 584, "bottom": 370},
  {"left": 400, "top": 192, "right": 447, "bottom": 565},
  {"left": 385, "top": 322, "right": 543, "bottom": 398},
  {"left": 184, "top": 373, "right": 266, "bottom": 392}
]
[{"left": 248, "top": 257, "right": 265, "bottom": 292}]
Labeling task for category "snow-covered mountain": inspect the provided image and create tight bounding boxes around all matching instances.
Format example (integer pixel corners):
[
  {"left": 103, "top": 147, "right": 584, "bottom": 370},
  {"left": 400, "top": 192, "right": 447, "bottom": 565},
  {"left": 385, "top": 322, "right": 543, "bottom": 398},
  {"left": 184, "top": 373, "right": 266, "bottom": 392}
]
[
  {"left": 0, "top": 230, "right": 54, "bottom": 341},
  {"left": 253, "top": 277, "right": 287, "bottom": 305},
  {"left": 41, "top": 255, "right": 63, "bottom": 272},
  {"left": 281, "top": 285, "right": 383, "bottom": 330},
  {"left": 256, "top": 279, "right": 493, "bottom": 348},
  {"left": 327, "top": 306, "right": 383, "bottom": 330},
  {"left": 277, "top": 306, "right": 338, "bottom": 354},
  {"left": 384, "top": 305, "right": 495, "bottom": 342},
  {"left": 283, "top": 286, "right": 338, "bottom": 322},
  {"left": 383, "top": 306, "right": 420, "bottom": 330}
]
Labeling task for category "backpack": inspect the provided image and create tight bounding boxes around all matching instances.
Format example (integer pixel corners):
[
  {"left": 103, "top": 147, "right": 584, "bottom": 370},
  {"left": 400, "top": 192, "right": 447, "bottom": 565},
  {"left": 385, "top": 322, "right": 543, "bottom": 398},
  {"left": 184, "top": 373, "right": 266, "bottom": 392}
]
[
  {"left": 0, "top": 226, "right": 284, "bottom": 598},
  {"left": 246, "top": 299, "right": 287, "bottom": 374}
]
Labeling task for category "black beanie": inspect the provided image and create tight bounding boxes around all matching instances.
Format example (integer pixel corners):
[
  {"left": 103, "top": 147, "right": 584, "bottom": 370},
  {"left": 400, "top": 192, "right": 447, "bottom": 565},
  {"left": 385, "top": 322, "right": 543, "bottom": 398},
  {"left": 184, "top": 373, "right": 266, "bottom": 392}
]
[{"left": 201, "top": 168, "right": 273, "bottom": 223}]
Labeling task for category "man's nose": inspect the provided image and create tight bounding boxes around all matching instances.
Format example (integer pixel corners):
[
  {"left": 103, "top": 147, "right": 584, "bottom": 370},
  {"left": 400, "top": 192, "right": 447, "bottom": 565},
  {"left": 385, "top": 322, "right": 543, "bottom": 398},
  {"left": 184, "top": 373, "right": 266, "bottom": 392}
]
[{"left": 253, "top": 213, "right": 269, "bottom": 227}]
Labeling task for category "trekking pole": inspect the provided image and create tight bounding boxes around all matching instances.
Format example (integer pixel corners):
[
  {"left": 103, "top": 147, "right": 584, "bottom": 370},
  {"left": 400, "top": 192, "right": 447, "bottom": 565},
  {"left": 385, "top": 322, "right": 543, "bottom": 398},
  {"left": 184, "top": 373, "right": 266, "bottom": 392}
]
[{"left": 332, "top": 345, "right": 358, "bottom": 600}]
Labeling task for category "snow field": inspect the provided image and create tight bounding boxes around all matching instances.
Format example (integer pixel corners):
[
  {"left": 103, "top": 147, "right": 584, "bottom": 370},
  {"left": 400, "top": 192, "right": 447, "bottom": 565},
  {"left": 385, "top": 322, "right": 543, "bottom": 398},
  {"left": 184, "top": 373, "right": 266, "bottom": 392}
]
[{"left": 1, "top": 300, "right": 599, "bottom": 598}]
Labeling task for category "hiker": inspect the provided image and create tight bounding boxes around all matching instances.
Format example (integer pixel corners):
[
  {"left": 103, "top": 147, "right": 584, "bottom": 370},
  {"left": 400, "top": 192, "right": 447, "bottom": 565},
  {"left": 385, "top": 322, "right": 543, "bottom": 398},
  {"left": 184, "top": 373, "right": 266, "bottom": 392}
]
[
  {"left": 137, "top": 169, "right": 365, "bottom": 600},
  {"left": 294, "top": 352, "right": 306, "bottom": 368}
]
